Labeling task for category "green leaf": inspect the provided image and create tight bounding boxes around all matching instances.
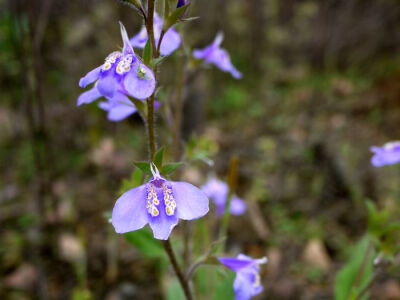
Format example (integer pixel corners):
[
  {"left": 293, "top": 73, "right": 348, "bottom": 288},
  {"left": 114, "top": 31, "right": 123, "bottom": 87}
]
[
  {"left": 133, "top": 161, "right": 152, "bottom": 175},
  {"left": 124, "top": 227, "right": 167, "bottom": 260},
  {"left": 212, "top": 270, "right": 235, "bottom": 300},
  {"left": 335, "top": 236, "right": 374, "bottom": 300},
  {"left": 72, "top": 287, "right": 91, "bottom": 300},
  {"left": 119, "top": 168, "right": 143, "bottom": 195},
  {"left": 166, "top": 278, "right": 185, "bottom": 300},
  {"left": 150, "top": 55, "right": 167, "bottom": 68},
  {"left": 163, "top": 4, "right": 190, "bottom": 30},
  {"left": 164, "top": 0, "right": 170, "bottom": 18},
  {"left": 143, "top": 38, "right": 152, "bottom": 66},
  {"left": 161, "top": 162, "right": 183, "bottom": 175},
  {"left": 154, "top": 146, "right": 165, "bottom": 168}
]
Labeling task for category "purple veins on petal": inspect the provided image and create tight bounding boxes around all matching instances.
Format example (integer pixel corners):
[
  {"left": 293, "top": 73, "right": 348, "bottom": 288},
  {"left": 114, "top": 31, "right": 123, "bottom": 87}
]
[
  {"left": 193, "top": 32, "right": 242, "bottom": 79},
  {"left": 130, "top": 13, "right": 181, "bottom": 56},
  {"left": 111, "top": 164, "right": 209, "bottom": 240},
  {"left": 370, "top": 141, "right": 400, "bottom": 167}
]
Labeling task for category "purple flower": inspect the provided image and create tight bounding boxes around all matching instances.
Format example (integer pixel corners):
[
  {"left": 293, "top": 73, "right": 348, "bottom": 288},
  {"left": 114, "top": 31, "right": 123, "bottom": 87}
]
[
  {"left": 201, "top": 177, "right": 246, "bottom": 216},
  {"left": 177, "top": 0, "right": 189, "bottom": 8},
  {"left": 176, "top": 0, "right": 190, "bottom": 17},
  {"left": 219, "top": 254, "right": 267, "bottom": 300},
  {"left": 78, "top": 22, "right": 155, "bottom": 108},
  {"left": 193, "top": 32, "right": 242, "bottom": 79},
  {"left": 112, "top": 164, "right": 209, "bottom": 240},
  {"left": 370, "top": 141, "right": 400, "bottom": 167},
  {"left": 130, "top": 13, "right": 181, "bottom": 56}
]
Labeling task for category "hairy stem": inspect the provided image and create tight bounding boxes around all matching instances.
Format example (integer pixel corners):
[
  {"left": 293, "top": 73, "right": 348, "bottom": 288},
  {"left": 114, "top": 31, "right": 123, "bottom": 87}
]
[
  {"left": 146, "top": 95, "right": 156, "bottom": 160},
  {"left": 145, "top": 0, "right": 157, "bottom": 160},
  {"left": 162, "top": 240, "right": 194, "bottom": 300}
]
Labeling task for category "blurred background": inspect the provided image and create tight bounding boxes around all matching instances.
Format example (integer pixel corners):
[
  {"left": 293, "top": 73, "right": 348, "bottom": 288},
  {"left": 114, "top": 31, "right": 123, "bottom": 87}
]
[{"left": 1, "top": 0, "right": 400, "bottom": 299}]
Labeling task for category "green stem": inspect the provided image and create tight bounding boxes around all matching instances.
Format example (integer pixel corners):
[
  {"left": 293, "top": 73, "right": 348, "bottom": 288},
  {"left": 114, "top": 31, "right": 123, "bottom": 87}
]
[
  {"left": 146, "top": 95, "right": 156, "bottom": 160},
  {"left": 162, "top": 240, "right": 194, "bottom": 300},
  {"left": 145, "top": 0, "right": 157, "bottom": 160}
]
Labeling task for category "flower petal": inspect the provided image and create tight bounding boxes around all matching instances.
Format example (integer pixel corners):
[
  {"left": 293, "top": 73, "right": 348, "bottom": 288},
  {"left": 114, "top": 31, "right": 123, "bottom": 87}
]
[
  {"left": 213, "top": 32, "right": 224, "bottom": 47},
  {"left": 98, "top": 101, "right": 112, "bottom": 111},
  {"left": 107, "top": 102, "right": 137, "bottom": 121},
  {"left": 111, "top": 185, "right": 149, "bottom": 233},
  {"left": 79, "top": 66, "right": 101, "bottom": 88},
  {"left": 207, "top": 48, "right": 242, "bottom": 79},
  {"left": 130, "top": 27, "right": 148, "bottom": 49},
  {"left": 97, "top": 73, "right": 119, "bottom": 98},
  {"left": 159, "top": 28, "right": 181, "bottom": 55},
  {"left": 124, "top": 65, "right": 156, "bottom": 100},
  {"left": 370, "top": 143, "right": 400, "bottom": 167},
  {"left": 77, "top": 87, "right": 102, "bottom": 106},
  {"left": 193, "top": 47, "right": 213, "bottom": 60},
  {"left": 230, "top": 196, "right": 246, "bottom": 215},
  {"left": 120, "top": 22, "right": 135, "bottom": 56},
  {"left": 171, "top": 181, "right": 209, "bottom": 220},
  {"left": 219, "top": 257, "right": 255, "bottom": 272},
  {"left": 233, "top": 272, "right": 262, "bottom": 300},
  {"left": 148, "top": 199, "right": 179, "bottom": 240}
]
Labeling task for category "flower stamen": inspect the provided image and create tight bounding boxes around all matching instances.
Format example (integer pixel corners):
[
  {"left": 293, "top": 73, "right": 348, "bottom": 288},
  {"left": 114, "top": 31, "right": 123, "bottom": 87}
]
[
  {"left": 163, "top": 183, "right": 176, "bottom": 216},
  {"left": 147, "top": 184, "right": 160, "bottom": 217}
]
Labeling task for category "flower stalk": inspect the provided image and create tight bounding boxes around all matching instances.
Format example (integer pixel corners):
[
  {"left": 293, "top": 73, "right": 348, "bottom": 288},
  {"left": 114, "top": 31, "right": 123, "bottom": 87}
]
[
  {"left": 162, "top": 240, "right": 194, "bottom": 300},
  {"left": 144, "top": 2, "right": 194, "bottom": 298}
]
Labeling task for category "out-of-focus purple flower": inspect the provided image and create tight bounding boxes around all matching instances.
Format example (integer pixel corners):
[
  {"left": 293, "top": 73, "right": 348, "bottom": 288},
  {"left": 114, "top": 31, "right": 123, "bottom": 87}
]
[
  {"left": 370, "top": 141, "right": 400, "bottom": 167},
  {"left": 98, "top": 92, "right": 137, "bottom": 122},
  {"left": 219, "top": 254, "right": 267, "bottom": 300},
  {"left": 112, "top": 164, "right": 209, "bottom": 240},
  {"left": 177, "top": 0, "right": 189, "bottom": 8},
  {"left": 130, "top": 13, "right": 181, "bottom": 56},
  {"left": 78, "top": 22, "right": 155, "bottom": 108},
  {"left": 201, "top": 177, "right": 246, "bottom": 216},
  {"left": 193, "top": 32, "right": 242, "bottom": 79}
]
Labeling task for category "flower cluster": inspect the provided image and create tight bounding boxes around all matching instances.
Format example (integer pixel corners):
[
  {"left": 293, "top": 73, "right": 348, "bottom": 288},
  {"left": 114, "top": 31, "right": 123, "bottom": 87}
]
[
  {"left": 202, "top": 177, "right": 246, "bottom": 216},
  {"left": 77, "top": 23, "right": 156, "bottom": 121},
  {"left": 219, "top": 254, "right": 267, "bottom": 300}
]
